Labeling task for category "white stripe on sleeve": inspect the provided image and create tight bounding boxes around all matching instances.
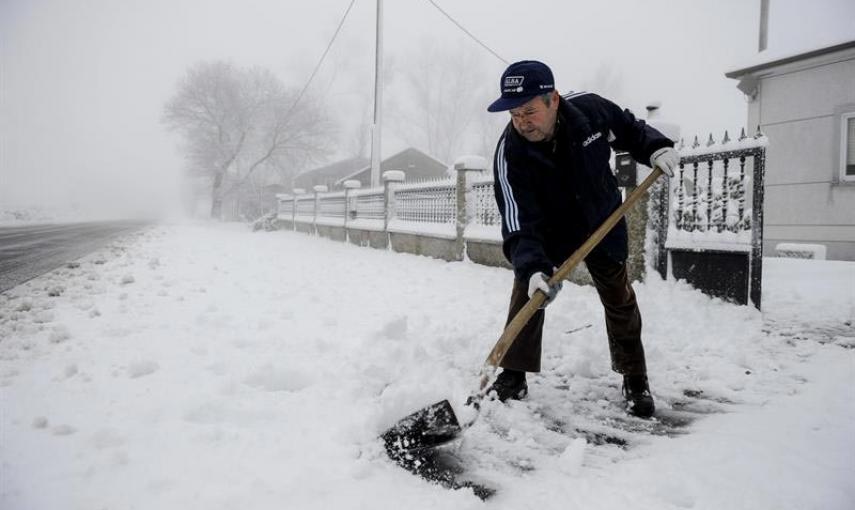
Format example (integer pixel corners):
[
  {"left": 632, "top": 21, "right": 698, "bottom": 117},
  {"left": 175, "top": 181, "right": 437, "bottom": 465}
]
[
  {"left": 562, "top": 90, "right": 590, "bottom": 101},
  {"left": 497, "top": 138, "right": 520, "bottom": 232}
]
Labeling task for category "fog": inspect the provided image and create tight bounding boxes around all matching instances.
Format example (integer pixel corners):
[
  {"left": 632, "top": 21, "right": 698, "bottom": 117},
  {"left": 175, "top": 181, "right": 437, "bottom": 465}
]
[{"left": 1, "top": 0, "right": 853, "bottom": 220}]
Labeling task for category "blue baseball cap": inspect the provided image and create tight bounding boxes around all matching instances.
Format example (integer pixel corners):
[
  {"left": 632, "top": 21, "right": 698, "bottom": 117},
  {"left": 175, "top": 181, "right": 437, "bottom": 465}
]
[{"left": 487, "top": 60, "right": 555, "bottom": 112}]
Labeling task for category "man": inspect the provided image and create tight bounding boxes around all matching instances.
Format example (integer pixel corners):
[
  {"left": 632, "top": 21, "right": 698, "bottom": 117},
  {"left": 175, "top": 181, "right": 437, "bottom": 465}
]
[{"left": 486, "top": 60, "right": 679, "bottom": 418}]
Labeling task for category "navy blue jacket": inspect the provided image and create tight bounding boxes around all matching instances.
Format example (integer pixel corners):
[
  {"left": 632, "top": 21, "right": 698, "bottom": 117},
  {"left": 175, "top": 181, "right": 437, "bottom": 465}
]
[{"left": 492, "top": 92, "right": 674, "bottom": 282}]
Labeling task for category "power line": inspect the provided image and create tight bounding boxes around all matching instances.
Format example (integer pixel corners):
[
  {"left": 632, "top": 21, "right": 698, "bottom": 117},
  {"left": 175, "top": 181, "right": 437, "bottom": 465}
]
[
  {"left": 422, "top": 0, "right": 509, "bottom": 64},
  {"left": 283, "top": 0, "right": 357, "bottom": 120}
]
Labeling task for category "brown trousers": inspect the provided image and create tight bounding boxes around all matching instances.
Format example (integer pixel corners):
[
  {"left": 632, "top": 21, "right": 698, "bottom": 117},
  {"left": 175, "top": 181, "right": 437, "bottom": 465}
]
[{"left": 499, "top": 254, "right": 646, "bottom": 375}]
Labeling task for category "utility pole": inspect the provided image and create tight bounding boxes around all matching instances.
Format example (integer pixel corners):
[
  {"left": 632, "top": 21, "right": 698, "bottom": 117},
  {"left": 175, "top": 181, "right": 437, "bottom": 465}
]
[
  {"left": 370, "top": 0, "right": 384, "bottom": 187},
  {"left": 759, "top": 0, "right": 769, "bottom": 52}
]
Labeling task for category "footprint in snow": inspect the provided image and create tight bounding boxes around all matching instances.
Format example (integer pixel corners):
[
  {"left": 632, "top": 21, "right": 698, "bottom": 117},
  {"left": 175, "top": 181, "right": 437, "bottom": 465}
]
[
  {"left": 91, "top": 428, "right": 126, "bottom": 449},
  {"left": 33, "top": 311, "right": 55, "bottom": 324},
  {"left": 127, "top": 361, "right": 160, "bottom": 378},
  {"left": 63, "top": 364, "right": 78, "bottom": 378},
  {"left": 52, "top": 424, "right": 77, "bottom": 436},
  {"left": 15, "top": 298, "right": 34, "bottom": 312},
  {"left": 379, "top": 316, "right": 408, "bottom": 340},
  {"left": 48, "top": 326, "right": 71, "bottom": 343},
  {"left": 243, "top": 364, "right": 313, "bottom": 392}
]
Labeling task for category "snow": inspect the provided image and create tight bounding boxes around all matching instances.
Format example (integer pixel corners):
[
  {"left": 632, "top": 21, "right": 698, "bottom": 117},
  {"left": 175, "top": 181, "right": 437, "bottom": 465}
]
[
  {"left": 775, "top": 243, "right": 827, "bottom": 260},
  {"left": 463, "top": 224, "right": 502, "bottom": 244},
  {"left": 387, "top": 219, "right": 456, "bottom": 240},
  {"left": 664, "top": 235, "right": 752, "bottom": 254},
  {"left": 1, "top": 223, "right": 853, "bottom": 509},
  {"left": 383, "top": 170, "right": 405, "bottom": 182},
  {"left": 314, "top": 217, "right": 346, "bottom": 228},
  {"left": 678, "top": 134, "right": 768, "bottom": 158},
  {"left": 726, "top": 36, "right": 855, "bottom": 77},
  {"left": 393, "top": 177, "right": 455, "bottom": 192},
  {"left": 454, "top": 155, "right": 489, "bottom": 172},
  {"left": 343, "top": 218, "right": 385, "bottom": 232}
]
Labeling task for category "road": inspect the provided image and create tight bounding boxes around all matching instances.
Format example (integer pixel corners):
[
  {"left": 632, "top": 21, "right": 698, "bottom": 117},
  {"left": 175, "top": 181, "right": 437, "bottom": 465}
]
[{"left": 0, "top": 221, "right": 148, "bottom": 293}]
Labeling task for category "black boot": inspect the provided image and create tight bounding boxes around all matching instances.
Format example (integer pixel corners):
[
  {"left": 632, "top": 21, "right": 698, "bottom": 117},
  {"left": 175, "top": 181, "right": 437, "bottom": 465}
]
[
  {"left": 486, "top": 369, "right": 528, "bottom": 402},
  {"left": 623, "top": 374, "right": 655, "bottom": 418}
]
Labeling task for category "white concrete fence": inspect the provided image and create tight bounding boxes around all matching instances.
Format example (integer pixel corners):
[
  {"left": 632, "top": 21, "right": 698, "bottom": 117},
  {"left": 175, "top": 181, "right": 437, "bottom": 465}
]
[{"left": 276, "top": 156, "right": 513, "bottom": 269}]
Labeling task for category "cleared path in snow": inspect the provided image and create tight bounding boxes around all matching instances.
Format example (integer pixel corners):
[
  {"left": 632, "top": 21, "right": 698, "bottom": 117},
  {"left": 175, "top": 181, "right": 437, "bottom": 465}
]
[{"left": 0, "top": 221, "right": 148, "bottom": 293}]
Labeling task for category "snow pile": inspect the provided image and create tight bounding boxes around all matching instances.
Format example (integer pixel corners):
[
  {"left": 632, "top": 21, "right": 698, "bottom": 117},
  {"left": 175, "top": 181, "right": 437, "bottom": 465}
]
[{"left": 0, "top": 223, "right": 853, "bottom": 509}]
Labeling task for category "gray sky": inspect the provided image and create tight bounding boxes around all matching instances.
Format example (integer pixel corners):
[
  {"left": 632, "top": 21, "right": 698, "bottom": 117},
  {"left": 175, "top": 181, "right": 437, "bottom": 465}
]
[{"left": 1, "top": 0, "right": 854, "bottom": 218}]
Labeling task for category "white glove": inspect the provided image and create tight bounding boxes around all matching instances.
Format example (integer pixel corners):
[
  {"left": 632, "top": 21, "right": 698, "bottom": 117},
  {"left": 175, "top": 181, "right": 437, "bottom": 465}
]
[
  {"left": 649, "top": 147, "right": 679, "bottom": 177},
  {"left": 528, "top": 271, "right": 562, "bottom": 307}
]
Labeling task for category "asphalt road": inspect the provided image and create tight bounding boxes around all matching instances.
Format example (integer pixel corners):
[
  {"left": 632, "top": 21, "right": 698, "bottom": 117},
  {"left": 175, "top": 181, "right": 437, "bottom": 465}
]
[{"left": 0, "top": 221, "right": 148, "bottom": 293}]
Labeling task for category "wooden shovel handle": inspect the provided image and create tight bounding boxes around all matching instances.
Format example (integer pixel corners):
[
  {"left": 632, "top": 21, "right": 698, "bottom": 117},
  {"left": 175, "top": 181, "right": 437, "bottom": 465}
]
[{"left": 480, "top": 166, "right": 664, "bottom": 389}]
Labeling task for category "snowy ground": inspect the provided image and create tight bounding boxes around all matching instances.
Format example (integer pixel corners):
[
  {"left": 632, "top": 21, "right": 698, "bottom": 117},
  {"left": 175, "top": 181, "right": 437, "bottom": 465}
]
[{"left": 1, "top": 222, "right": 853, "bottom": 510}]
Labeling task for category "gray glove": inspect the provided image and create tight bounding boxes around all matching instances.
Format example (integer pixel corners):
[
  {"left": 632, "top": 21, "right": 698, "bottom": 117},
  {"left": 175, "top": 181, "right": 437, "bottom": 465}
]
[
  {"left": 528, "top": 271, "right": 562, "bottom": 308},
  {"left": 649, "top": 147, "right": 680, "bottom": 177}
]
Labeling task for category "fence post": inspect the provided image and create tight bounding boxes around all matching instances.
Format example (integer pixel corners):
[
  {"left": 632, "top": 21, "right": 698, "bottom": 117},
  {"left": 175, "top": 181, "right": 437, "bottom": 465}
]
[
  {"left": 749, "top": 142, "right": 766, "bottom": 310},
  {"left": 312, "top": 185, "right": 328, "bottom": 236},
  {"left": 454, "top": 155, "right": 488, "bottom": 261},
  {"left": 654, "top": 177, "right": 670, "bottom": 280},
  {"left": 383, "top": 171, "right": 405, "bottom": 234},
  {"left": 342, "top": 179, "right": 361, "bottom": 240},
  {"left": 275, "top": 193, "right": 290, "bottom": 230},
  {"left": 291, "top": 188, "right": 305, "bottom": 231}
]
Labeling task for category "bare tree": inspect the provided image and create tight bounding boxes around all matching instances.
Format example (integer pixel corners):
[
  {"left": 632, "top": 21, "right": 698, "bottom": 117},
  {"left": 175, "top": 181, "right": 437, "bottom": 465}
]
[
  {"left": 164, "top": 61, "right": 332, "bottom": 219},
  {"left": 388, "top": 42, "right": 494, "bottom": 164}
]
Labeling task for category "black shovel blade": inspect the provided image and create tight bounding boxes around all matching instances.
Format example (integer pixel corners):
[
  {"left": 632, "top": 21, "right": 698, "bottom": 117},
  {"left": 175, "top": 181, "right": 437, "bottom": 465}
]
[
  {"left": 381, "top": 400, "right": 494, "bottom": 500},
  {"left": 381, "top": 399, "right": 462, "bottom": 458}
]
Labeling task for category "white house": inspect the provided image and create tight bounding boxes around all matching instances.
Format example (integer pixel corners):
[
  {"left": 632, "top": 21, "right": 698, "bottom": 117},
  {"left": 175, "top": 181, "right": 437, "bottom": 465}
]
[{"left": 726, "top": 39, "right": 855, "bottom": 261}]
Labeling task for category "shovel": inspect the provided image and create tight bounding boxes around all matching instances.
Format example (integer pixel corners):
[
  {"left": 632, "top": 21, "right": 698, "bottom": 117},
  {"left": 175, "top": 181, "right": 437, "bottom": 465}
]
[{"left": 382, "top": 166, "right": 665, "bottom": 461}]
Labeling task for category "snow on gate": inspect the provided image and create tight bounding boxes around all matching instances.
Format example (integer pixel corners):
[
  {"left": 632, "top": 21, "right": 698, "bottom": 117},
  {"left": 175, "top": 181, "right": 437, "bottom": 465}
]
[{"left": 650, "top": 129, "right": 768, "bottom": 309}]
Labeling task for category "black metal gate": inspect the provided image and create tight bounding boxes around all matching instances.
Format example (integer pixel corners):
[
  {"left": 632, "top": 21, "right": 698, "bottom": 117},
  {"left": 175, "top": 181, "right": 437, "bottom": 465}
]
[{"left": 651, "top": 129, "right": 767, "bottom": 309}]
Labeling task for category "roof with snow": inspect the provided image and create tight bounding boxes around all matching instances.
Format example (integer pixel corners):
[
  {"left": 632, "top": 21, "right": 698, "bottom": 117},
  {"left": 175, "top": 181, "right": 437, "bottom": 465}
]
[
  {"left": 726, "top": 38, "right": 855, "bottom": 78},
  {"left": 333, "top": 147, "right": 448, "bottom": 188},
  {"left": 291, "top": 156, "right": 370, "bottom": 191}
]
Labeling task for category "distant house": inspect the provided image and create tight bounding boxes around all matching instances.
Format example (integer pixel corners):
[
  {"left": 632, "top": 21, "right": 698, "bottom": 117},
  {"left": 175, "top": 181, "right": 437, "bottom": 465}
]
[
  {"left": 291, "top": 156, "right": 370, "bottom": 192},
  {"left": 333, "top": 148, "right": 448, "bottom": 188},
  {"left": 290, "top": 148, "right": 448, "bottom": 193},
  {"left": 726, "top": 39, "right": 855, "bottom": 261}
]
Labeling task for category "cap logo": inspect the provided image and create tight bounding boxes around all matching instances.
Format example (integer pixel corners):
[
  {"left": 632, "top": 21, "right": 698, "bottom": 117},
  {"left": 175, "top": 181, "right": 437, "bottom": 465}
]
[{"left": 503, "top": 75, "right": 524, "bottom": 93}]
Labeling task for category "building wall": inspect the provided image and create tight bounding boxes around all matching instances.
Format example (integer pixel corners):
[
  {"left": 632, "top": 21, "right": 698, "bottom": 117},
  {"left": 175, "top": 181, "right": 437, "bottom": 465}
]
[{"left": 748, "top": 50, "right": 855, "bottom": 260}]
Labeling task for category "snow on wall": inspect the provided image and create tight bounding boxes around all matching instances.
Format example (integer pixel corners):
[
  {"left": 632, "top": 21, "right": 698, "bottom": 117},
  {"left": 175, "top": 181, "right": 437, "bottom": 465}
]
[
  {"left": 665, "top": 133, "right": 766, "bottom": 252},
  {"left": 464, "top": 224, "right": 502, "bottom": 243},
  {"left": 346, "top": 218, "right": 385, "bottom": 232},
  {"left": 387, "top": 219, "right": 456, "bottom": 240}
]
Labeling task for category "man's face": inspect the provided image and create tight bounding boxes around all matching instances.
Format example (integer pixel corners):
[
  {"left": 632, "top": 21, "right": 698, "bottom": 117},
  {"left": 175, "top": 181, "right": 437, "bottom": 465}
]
[{"left": 510, "top": 92, "right": 559, "bottom": 142}]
